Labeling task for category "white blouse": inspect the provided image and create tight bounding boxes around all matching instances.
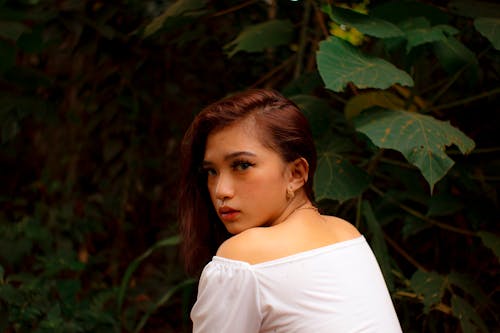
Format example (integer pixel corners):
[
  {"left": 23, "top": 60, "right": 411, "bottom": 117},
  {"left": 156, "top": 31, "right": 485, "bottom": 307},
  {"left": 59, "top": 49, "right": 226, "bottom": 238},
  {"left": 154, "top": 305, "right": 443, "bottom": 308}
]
[{"left": 191, "top": 236, "right": 402, "bottom": 333}]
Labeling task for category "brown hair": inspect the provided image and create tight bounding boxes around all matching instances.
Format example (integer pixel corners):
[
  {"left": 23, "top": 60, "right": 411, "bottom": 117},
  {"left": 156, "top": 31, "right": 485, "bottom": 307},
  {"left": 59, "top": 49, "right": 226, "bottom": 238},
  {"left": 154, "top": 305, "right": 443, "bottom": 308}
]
[{"left": 178, "top": 89, "right": 317, "bottom": 275}]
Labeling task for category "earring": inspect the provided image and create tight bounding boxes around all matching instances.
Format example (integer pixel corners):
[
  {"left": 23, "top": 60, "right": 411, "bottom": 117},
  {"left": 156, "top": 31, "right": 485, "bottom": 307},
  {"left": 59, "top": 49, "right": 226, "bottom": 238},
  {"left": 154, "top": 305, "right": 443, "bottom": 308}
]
[{"left": 286, "top": 187, "right": 295, "bottom": 201}]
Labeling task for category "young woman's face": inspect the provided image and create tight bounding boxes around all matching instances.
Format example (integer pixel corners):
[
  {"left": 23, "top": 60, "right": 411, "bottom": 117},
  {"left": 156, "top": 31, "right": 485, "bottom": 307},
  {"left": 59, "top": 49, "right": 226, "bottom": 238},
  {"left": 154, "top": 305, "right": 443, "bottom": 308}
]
[{"left": 203, "top": 117, "right": 290, "bottom": 234}]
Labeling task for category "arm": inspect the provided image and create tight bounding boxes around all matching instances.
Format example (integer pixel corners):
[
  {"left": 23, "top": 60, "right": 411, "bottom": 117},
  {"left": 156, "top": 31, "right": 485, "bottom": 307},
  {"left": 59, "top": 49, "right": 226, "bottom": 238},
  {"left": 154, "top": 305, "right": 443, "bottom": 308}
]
[{"left": 191, "top": 259, "right": 262, "bottom": 333}]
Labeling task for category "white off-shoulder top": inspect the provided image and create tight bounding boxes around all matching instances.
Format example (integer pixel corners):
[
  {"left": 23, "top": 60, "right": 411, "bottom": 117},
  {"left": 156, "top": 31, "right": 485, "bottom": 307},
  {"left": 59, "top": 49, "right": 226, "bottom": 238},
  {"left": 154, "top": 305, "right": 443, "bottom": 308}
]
[{"left": 191, "top": 236, "right": 402, "bottom": 333}]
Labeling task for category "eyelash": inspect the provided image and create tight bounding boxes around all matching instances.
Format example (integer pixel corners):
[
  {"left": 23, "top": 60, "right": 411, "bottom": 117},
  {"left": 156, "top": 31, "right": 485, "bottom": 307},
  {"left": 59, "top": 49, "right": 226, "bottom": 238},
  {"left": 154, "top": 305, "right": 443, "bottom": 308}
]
[
  {"left": 231, "top": 159, "right": 255, "bottom": 171},
  {"left": 202, "top": 159, "right": 255, "bottom": 176}
]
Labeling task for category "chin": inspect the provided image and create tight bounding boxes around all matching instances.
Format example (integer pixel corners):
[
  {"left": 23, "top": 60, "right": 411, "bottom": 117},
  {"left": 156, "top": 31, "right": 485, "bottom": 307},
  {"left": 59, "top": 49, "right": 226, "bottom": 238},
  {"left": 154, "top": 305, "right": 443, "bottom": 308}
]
[{"left": 224, "top": 224, "right": 247, "bottom": 235}]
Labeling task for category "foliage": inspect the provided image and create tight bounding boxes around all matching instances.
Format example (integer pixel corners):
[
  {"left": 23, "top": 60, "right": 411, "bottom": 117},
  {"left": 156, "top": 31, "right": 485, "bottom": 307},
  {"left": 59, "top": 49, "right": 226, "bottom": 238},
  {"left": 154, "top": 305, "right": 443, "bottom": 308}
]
[{"left": 1, "top": 0, "right": 499, "bottom": 332}]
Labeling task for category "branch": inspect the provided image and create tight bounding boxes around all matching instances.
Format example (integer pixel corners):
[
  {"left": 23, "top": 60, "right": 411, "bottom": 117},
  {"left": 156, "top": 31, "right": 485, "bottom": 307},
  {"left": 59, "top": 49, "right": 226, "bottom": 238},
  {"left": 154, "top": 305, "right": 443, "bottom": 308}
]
[{"left": 370, "top": 185, "right": 477, "bottom": 237}]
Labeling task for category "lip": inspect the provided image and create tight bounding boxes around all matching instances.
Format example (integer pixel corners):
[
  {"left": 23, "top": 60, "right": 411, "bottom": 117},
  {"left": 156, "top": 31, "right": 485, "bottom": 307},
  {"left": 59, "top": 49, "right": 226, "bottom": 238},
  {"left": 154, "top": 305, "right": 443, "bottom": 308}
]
[{"left": 218, "top": 206, "right": 240, "bottom": 222}]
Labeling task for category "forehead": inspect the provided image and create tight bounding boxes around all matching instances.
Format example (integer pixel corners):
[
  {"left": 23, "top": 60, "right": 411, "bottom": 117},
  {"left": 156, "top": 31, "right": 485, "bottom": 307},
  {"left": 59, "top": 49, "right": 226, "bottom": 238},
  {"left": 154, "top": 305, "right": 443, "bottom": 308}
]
[{"left": 204, "top": 117, "right": 273, "bottom": 159}]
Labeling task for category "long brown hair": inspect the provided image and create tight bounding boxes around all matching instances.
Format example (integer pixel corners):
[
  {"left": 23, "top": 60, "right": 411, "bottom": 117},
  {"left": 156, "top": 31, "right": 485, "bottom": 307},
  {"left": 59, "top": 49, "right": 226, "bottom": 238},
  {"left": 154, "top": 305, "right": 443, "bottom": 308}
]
[{"left": 178, "top": 89, "right": 317, "bottom": 275}]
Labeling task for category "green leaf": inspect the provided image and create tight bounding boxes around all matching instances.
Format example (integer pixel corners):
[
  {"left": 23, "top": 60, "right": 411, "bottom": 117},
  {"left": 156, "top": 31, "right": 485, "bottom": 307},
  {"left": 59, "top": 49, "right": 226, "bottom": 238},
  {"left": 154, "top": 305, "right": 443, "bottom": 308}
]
[
  {"left": 399, "top": 17, "right": 458, "bottom": 53},
  {"left": 317, "top": 37, "right": 414, "bottom": 92},
  {"left": 361, "top": 201, "right": 394, "bottom": 291},
  {"left": 451, "top": 295, "right": 489, "bottom": 333},
  {"left": 475, "top": 17, "right": 500, "bottom": 50},
  {"left": 433, "top": 36, "right": 478, "bottom": 74},
  {"left": 478, "top": 231, "right": 500, "bottom": 260},
  {"left": 117, "top": 235, "right": 181, "bottom": 313},
  {"left": 314, "top": 152, "right": 369, "bottom": 202},
  {"left": 323, "top": 5, "right": 404, "bottom": 38},
  {"left": 371, "top": 1, "right": 450, "bottom": 26},
  {"left": 143, "top": 0, "right": 207, "bottom": 37},
  {"left": 410, "top": 270, "right": 446, "bottom": 313},
  {"left": 354, "top": 109, "right": 475, "bottom": 191},
  {"left": 344, "top": 91, "right": 407, "bottom": 120},
  {"left": 224, "top": 20, "right": 293, "bottom": 58},
  {"left": 448, "top": 272, "right": 490, "bottom": 307},
  {"left": 289, "top": 94, "right": 334, "bottom": 139},
  {"left": 426, "top": 193, "right": 463, "bottom": 217}
]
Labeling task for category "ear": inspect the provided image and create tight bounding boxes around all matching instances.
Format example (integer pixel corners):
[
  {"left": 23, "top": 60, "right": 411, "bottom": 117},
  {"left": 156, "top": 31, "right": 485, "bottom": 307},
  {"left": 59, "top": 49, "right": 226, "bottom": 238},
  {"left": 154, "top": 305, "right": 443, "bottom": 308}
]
[{"left": 286, "top": 157, "right": 309, "bottom": 191}]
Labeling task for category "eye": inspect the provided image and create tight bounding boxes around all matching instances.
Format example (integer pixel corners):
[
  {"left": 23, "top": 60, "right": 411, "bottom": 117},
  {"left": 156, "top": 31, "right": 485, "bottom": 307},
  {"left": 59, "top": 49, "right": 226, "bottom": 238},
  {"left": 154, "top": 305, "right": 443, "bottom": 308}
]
[
  {"left": 200, "top": 166, "right": 217, "bottom": 176},
  {"left": 231, "top": 160, "right": 254, "bottom": 171}
]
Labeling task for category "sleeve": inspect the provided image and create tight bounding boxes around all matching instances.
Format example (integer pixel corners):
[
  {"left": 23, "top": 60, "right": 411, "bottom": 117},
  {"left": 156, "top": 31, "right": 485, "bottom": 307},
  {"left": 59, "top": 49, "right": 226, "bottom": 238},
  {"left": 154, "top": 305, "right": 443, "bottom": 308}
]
[{"left": 191, "top": 259, "right": 262, "bottom": 333}]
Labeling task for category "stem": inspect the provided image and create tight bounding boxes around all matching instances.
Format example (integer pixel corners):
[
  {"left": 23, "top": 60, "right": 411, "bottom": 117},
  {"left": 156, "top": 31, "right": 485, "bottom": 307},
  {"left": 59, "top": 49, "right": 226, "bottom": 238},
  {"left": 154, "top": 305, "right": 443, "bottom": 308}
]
[
  {"left": 370, "top": 185, "right": 477, "bottom": 237},
  {"left": 426, "top": 46, "right": 492, "bottom": 112},
  {"left": 384, "top": 233, "right": 428, "bottom": 272},
  {"left": 249, "top": 55, "right": 296, "bottom": 88},
  {"left": 294, "top": 0, "right": 312, "bottom": 79},
  {"left": 312, "top": 1, "right": 330, "bottom": 39},
  {"left": 394, "top": 292, "right": 453, "bottom": 315},
  {"left": 430, "top": 86, "right": 500, "bottom": 112},
  {"left": 211, "top": 0, "right": 260, "bottom": 17}
]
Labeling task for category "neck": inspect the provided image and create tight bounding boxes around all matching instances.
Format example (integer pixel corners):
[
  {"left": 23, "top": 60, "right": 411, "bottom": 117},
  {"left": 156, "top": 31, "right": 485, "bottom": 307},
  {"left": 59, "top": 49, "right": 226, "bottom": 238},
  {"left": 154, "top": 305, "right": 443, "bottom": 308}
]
[{"left": 271, "top": 195, "right": 317, "bottom": 226}]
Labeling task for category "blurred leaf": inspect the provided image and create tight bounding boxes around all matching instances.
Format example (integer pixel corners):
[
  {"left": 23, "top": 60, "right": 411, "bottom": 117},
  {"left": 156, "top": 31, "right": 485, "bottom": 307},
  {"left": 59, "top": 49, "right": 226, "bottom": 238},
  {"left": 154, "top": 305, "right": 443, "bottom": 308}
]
[
  {"left": 56, "top": 279, "right": 81, "bottom": 303},
  {"left": 289, "top": 94, "right": 334, "bottom": 139},
  {"left": 451, "top": 295, "right": 489, "bottom": 333},
  {"left": 354, "top": 109, "right": 475, "bottom": 192},
  {"left": 449, "top": 0, "right": 500, "bottom": 18},
  {"left": 474, "top": 17, "right": 500, "bottom": 50},
  {"left": 362, "top": 201, "right": 394, "bottom": 291},
  {"left": 448, "top": 272, "right": 490, "bottom": 307},
  {"left": 0, "top": 39, "right": 15, "bottom": 73},
  {"left": 143, "top": 0, "right": 207, "bottom": 37},
  {"left": 117, "top": 235, "right": 181, "bottom": 313},
  {"left": 426, "top": 193, "right": 463, "bottom": 216},
  {"left": 317, "top": 37, "right": 414, "bottom": 92},
  {"left": 314, "top": 152, "right": 369, "bottom": 202},
  {"left": 399, "top": 17, "right": 458, "bottom": 53},
  {"left": 323, "top": 4, "right": 404, "bottom": 38},
  {"left": 478, "top": 231, "right": 500, "bottom": 260},
  {"left": 224, "top": 19, "right": 293, "bottom": 58},
  {"left": 0, "top": 21, "right": 29, "bottom": 40},
  {"left": 402, "top": 215, "right": 431, "bottom": 239},
  {"left": 433, "top": 36, "right": 478, "bottom": 74},
  {"left": 17, "top": 26, "right": 45, "bottom": 52},
  {"left": 133, "top": 278, "right": 196, "bottom": 333},
  {"left": 372, "top": 1, "right": 450, "bottom": 25},
  {"left": 344, "top": 91, "right": 407, "bottom": 120},
  {"left": 410, "top": 270, "right": 446, "bottom": 313}
]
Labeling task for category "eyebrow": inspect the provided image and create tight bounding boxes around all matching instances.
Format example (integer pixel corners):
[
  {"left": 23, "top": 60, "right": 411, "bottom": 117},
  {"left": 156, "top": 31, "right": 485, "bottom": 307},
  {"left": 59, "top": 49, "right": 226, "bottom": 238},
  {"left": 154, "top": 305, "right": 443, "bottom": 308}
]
[{"left": 202, "top": 151, "right": 257, "bottom": 166}]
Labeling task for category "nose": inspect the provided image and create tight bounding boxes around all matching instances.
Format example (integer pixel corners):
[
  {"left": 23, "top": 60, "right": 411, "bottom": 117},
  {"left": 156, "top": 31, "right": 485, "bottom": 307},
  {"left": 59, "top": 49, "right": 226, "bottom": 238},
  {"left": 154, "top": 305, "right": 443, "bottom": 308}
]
[{"left": 214, "top": 172, "right": 234, "bottom": 201}]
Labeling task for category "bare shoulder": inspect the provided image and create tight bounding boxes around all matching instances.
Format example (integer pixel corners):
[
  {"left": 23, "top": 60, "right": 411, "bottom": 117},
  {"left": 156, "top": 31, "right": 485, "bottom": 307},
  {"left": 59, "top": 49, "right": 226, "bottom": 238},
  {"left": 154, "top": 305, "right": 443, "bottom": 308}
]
[
  {"left": 322, "top": 215, "right": 361, "bottom": 241},
  {"left": 216, "top": 228, "right": 268, "bottom": 263}
]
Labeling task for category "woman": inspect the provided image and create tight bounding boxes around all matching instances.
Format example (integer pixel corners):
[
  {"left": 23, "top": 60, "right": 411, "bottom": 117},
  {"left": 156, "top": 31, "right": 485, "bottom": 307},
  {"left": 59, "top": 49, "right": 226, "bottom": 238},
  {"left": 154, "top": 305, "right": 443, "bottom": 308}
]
[{"left": 179, "top": 89, "right": 402, "bottom": 332}]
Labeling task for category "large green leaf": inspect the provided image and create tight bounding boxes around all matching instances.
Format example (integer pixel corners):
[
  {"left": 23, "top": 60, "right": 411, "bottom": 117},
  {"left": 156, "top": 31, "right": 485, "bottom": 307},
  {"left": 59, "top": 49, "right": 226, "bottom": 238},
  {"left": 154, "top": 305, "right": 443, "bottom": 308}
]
[
  {"left": 314, "top": 152, "right": 369, "bottom": 202},
  {"left": 317, "top": 37, "right": 414, "bottom": 92},
  {"left": 322, "top": 5, "right": 404, "bottom": 38},
  {"left": 451, "top": 295, "right": 489, "bottom": 333},
  {"left": 361, "top": 201, "right": 394, "bottom": 291},
  {"left": 410, "top": 270, "right": 446, "bottom": 313},
  {"left": 433, "top": 36, "right": 478, "bottom": 74},
  {"left": 474, "top": 17, "right": 500, "bottom": 50},
  {"left": 224, "top": 20, "right": 293, "bottom": 58},
  {"left": 143, "top": 0, "right": 207, "bottom": 37},
  {"left": 354, "top": 109, "right": 475, "bottom": 191}
]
